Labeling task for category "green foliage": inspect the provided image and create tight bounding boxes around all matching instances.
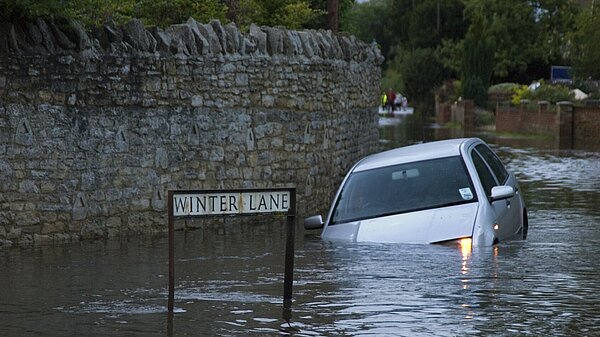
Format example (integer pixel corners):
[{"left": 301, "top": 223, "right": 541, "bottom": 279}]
[
  {"left": 572, "top": 7, "right": 600, "bottom": 79},
  {"left": 463, "top": 0, "right": 536, "bottom": 79},
  {"left": 521, "top": 81, "right": 574, "bottom": 104},
  {"left": 0, "top": 0, "right": 227, "bottom": 26},
  {"left": 0, "top": 0, "right": 71, "bottom": 21},
  {"left": 233, "top": 0, "right": 325, "bottom": 30},
  {"left": 302, "top": 0, "right": 354, "bottom": 30},
  {"left": 462, "top": 76, "right": 486, "bottom": 106},
  {"left": 511, "top": 81, "right": 574, "bottom": 105},
  {"left": 461, "top": 14, "right": 494, "bottom": 107},
  {"left": 381, "top": 69, "right": 405, "bottom": 98},
  {"left": 588, "top": 90, "right": 600, "bottom": 100},
  {"left": 0, "top": 0, "right": 330, "bottom": 29},
  {"left": 387, "top": 47, "right": 447, "bottom": 103},
  {"left": 488, "top": 82, "right": 520, "bottom": 94},
  {"left": 133, "top": 0, "right": 227, "bottom": 28},
  {"left": 437, "top": 39, "right": 463, "bottom": 77},
  {"left": 341, "top": 0, "right": 387, "bottom": 44},
  {"left": 344, "top": 0, "right": 465, "bottom": 70},
  {"left": 386, "top": 0, "right": 465, "bottom": 50},
  {"left": 532, "top": 0, "right": 579, "bottom": 65},
  {"left": 275, "top": 2, "right": 320, "bottom": 29},
  {"left": 69, "top": 0, "right": 136, "bottom": 26},
  {"left": 511, "top": 85, "right": 529, "bottom": 105},
  {"left": 462, "top": 0, "right": 578, "bottom": 81},
  {"left": 346, "top": 0, "right": 579, "bottom": 106}
]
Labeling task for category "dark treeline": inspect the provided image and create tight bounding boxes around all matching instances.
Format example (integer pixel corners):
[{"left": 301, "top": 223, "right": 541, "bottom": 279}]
[
  {"left": 343, "top": 0, "right": 599, "bottom": 105},
  {"left": 2, "top": 0, "right": 599, "bottom": 105}
]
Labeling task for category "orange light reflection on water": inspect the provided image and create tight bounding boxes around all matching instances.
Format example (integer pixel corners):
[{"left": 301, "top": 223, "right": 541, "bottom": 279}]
[
  {"left": 459, "top": 238, "right": 472, "bottom": 288},
  {"left": 459, "top": 237, "right": 472, "bottom": 261},
  {"left": 459, "top": 238, "right": 474, "bottom": 317}
]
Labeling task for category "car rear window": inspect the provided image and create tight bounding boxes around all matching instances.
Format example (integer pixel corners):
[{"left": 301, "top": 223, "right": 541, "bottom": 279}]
[{"left": 331, "top": 156, "right": 477, "bottom": 224}]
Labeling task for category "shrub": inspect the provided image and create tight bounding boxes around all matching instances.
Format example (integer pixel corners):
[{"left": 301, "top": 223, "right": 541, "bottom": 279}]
[
  {"left": 488, "top": 83, "right": 520, "bottom": 94},
  {"left": 511, "top": 85, "right": 529, "bottom": 105},
  {"left": 520, "top": 81, "right": 574, "bottom": 104},
  {"left": 508, "top": 81, "right": 574, "bottom": 105}
]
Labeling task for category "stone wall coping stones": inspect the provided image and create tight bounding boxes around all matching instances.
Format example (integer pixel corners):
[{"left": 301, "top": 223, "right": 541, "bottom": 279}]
[{"left": 1, "top": 17, "right": 383, "bottom": 64}]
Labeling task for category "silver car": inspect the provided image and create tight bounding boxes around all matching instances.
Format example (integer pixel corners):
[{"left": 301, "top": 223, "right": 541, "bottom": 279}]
[{"left": 305, "top": 138, "right": 528, "bottom": 246}]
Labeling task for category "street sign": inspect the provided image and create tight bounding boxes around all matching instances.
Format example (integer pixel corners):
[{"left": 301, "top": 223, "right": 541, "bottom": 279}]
[
  {"left": 172, "top": 190, "right": 292, "bottom": 216},
  {"left": 167, "top": 188, "right": 297, "bottom": 323}
]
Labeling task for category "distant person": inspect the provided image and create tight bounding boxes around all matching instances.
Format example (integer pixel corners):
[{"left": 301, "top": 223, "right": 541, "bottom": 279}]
[
  {"left": 380, "top": 92, "right": 387, "bottom": 110},
  {"left": 402, "top": 96, "right": 408, "bottom": 111},
  {"left": 394, "top": 94, "right": 402, "bottom": 112},
  {"left": 386, "top": 88, "right": 396, "bottom": 113}
]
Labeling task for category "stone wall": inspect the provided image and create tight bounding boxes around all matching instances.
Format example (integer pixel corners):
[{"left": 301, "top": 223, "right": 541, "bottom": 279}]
[
  {"left": 0, "top": 18, "right": 383, "bottom": 247},
  {"left": 495, "top": 101, "right": 600, "bottom": 150}
]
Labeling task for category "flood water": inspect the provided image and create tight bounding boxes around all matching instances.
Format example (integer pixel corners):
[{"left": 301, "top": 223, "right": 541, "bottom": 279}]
[{"left": 2, "top": 113, "right": 600, "bottom": 336}]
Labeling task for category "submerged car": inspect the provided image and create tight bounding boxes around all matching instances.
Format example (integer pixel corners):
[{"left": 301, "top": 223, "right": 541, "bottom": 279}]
[{"left": 305, "top": 138, "right": 527, "bottom": 246}]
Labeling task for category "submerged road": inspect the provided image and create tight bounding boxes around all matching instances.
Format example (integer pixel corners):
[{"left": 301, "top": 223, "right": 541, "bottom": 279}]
[{"left": 1, "top": 115, "right": 600, "bottom": 336}]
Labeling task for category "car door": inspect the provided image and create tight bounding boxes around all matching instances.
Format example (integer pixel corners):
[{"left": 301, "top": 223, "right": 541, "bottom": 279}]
[
  {"left": 474, "top": 144, "right": 522, "bottom": 236},
  {"left": 470, "top": 145, "right": 520, "bottom": 241}
]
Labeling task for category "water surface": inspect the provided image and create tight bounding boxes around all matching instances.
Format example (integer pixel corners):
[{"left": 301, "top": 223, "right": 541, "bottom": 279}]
[{"left": 2, "top": 114, "right": 600, "bottom": 336}]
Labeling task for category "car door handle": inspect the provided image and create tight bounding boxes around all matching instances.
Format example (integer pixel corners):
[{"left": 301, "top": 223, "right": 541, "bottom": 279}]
[{"left": 506, "top": 200, "right": 511, "bottom": 208}]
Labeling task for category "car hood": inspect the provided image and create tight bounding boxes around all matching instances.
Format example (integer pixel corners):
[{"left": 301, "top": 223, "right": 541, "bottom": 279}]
[{"left": 322, "top": 203, "right": 478, "bottom": 244}]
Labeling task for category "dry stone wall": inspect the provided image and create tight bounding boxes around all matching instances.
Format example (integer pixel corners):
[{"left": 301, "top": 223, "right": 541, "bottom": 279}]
[{"left": 0, "top": 18, "right": 382, "bottom": 247}]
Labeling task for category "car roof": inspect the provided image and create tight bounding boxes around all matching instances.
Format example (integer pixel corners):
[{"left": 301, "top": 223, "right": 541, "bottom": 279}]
[{"left": 353, "top": 138, "right": 480, "bottom": 172}]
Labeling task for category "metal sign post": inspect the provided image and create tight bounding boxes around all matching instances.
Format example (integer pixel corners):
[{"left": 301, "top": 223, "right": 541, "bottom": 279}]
[
  {"left": 282, "top": 190, "right": 296, "bottom": 322},
  {"left": 167, "top": 188, "right": 297, "bottom": 322}
]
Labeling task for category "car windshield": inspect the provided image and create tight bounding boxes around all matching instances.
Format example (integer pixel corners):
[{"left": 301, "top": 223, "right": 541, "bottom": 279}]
[{"left": 331, "top": 156, "right": 477, "bottom": 224}]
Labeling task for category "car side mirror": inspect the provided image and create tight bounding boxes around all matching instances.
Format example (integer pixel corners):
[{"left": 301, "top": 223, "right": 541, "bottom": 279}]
[
  {"left": 304, "top": 215, "right": 324, "bottom": 230},
  {"left": 490, "top": 186, "right": 515, "bottom": 202}
]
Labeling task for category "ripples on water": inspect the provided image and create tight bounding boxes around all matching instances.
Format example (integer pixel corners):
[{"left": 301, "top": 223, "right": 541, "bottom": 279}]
[
  {"left": 2, "top": 135, "right": 600, "bottom": 336},
  {"left": 501, "top": 147, "right": 600, "bottom": 216}
]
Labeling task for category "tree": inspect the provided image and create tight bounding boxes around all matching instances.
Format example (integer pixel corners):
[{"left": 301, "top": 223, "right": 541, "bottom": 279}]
[
  {"left": 572, "top": 6, "right": 600, "bottom": 79},
  {"left": 462, "top": 0, "right": 539, "bottom": 79},
  {"left": 341, "top": 0, "right": 391, "bottom": 56},
  {"left": 0, "top": 0, "right": 331, "bottom": 30},
  {"left": 327, "top": 0, "right": 338, "bottom": 32},
  {"left": 461, "top": 15, "right": 494, "bottom": 106},
  {"left": 380, "top": 0, "right": 465, "bottom": 56},
  {"left": 0, "top": 0, "right": 228, "bottom": 26},
  {"left": 388, "top": 47, "right": 448, "bottom": 103},
  {"left": 531, "top": 0, "right": 578, "bottom": 65},
  {"left": 228, "top": 0, "right": 325, "bottom": 30}
]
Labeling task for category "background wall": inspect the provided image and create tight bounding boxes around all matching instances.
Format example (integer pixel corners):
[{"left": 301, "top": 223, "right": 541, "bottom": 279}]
[
  {"left": 495, "top": 102, "right": 559, "bottom": 136},
  {"left": 495, "top": 101, "right": 600, "bottom": 150},
  {"left": 0, "top": 18, "right": 383, "bottom": 247}
]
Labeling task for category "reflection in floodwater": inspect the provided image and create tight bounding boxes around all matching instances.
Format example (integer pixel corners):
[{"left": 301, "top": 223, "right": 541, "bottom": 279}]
[
  {"left": 459, "top": 237, "right": 472, "bottom": 262},
  {"left": 460, "top": 237, "right": 472, "bottom": 287},
  {"left": 1, "top": 113, "right": 600, "bottom": 336}
]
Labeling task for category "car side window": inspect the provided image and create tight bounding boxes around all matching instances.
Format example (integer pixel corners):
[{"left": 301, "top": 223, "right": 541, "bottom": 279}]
[
  {"left": 471, "top": 150, "right": 497, "bottom": 197},
  {"left": 475, "top": 144, "right": 509, "bottom": 184}
]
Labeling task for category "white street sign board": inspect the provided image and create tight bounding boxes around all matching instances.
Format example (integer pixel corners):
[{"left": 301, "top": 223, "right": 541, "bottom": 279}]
[{"left": 172, "top": 190, "right": 291, "bottom": 217}]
